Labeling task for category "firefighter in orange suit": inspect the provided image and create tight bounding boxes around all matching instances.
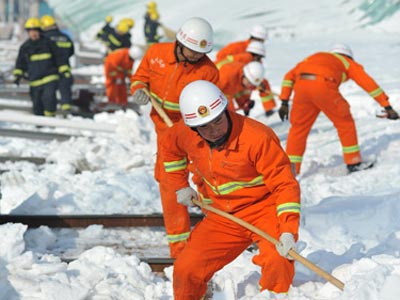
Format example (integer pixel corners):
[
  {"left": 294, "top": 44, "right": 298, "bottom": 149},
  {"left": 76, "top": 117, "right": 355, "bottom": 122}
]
[
  {"left": 278, "top": 44, "right": 399, "bottom": 174},
  {"left": 160, "top": 80, "right": 300, "bottom": 299},
  {"left": 104, "top": 46, "right": 142, "bottom": 106},
  {"left": 218, "top": 61, "right": 276, "bottom": 117},
  {"left": 215, "top": 24, "right": 267, "bottom": 61},
  {"left": 130, "top": 17, "right": 219, "bottom": 258},
  {"left": 215, "top": 40, "right": 265, "bottom": 69}
]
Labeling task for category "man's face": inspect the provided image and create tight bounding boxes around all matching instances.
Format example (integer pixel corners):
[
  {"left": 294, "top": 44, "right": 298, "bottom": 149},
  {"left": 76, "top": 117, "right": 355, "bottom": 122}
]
[
  {"left": 195, "top": 112, "right": 229, "bottom": 142},
  {"left": 242, "top": 76, "right": 256, "bottom": 89},
  {"left": 27, "top": 29, "right": 40, "bottom": 41},
  {"left": 180, "top": 46, "right": 205, "bottom": 64}
]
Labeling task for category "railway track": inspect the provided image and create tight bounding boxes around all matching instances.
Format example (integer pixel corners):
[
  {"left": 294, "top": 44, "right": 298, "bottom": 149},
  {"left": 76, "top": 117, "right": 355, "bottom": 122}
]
[
  {"left": 0, "top": 213, "right": 203, "bottom": 272},
  {"left": 0, "top": 213, "right": 203, "bottom": 228},
  {"left": 0, "top": 127, "right": 75, "bottom": 141},
  {"left": 0, "top": 155, "right": 46, "bottom": 165}
]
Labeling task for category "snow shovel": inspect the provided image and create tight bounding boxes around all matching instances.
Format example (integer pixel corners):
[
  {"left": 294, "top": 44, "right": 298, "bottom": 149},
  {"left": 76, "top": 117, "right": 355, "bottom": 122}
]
[
  {"left": 143, "top": 88, "right": 174, "bottom": 127},
  {"left": 192, "top": 199, "right": 345, "bottom": 291}
]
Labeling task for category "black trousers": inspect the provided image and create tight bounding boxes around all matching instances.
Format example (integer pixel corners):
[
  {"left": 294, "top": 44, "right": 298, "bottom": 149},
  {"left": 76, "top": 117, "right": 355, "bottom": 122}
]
[
  {"left": 30, "top": 80, "right": 58, "bottom": 116},
  {"left": 58, "top": 74, "right": 73, "bottom": 105}
]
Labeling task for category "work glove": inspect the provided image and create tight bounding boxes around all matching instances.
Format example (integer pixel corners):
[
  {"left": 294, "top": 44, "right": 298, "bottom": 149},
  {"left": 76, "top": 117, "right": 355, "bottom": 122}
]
[
  {"left": 384, "top": 105, "right": 399, "bottom": 120},
  {"left": 278, "top": 100, "right": 289, "bottom": 121},
  {"left": 243, "top": 99, "right": 255, "bottom": 116},
  {"left": 176, "top": 187, "right": 198, "bottom": 207},
  {"left": 14, "top": 76, "right": 21, "bottom": 86},
  {"left": 275, "top": 232, "right": 296, "bottom": 259},
  {"left": 132, "top": 89, "right": 150, "bottom": 106}
]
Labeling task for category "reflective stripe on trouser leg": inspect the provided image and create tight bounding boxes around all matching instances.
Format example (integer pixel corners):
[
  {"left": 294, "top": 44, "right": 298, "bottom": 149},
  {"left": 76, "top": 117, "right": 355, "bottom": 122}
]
[{"left": 157, "top": 158, "right": 191, "bottom": 259}]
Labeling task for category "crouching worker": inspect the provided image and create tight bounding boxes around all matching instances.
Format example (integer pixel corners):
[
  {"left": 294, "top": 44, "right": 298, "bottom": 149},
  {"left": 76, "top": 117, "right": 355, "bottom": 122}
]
[{"left": 160, "top": 80, "right": 301, "bottom": 299}]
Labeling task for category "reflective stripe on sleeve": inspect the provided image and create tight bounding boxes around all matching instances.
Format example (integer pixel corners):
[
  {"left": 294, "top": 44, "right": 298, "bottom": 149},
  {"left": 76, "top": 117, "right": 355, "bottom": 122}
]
[
  {"left": 164, "top": 157, "right": 188, "bottom": 172},
  {"left": 288, "top": 155, "right": 302, "bottom": 163},
  {"left": 277, "top": 202, "right": 301, "bottom": 216},
  {"left": 282, "top": 79, "right": 293, "bottom": 88}
]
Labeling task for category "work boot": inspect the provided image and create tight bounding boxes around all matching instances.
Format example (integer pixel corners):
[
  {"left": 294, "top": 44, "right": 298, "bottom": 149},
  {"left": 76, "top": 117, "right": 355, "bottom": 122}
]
[
  {"left": 347, "top": 161, "right": 374, "bottom": 173},
  {"left": 265, "top": 109, "right": 275, "bottom": 117}
]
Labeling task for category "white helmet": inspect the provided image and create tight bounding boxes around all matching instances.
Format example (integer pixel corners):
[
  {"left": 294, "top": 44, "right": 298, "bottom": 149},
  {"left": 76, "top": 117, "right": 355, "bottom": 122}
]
[
  {"left": 246, "top": 40, "right": 265, "bottom": 57},
  {"left": 176, "top": 17, "right": 213, "bottom": 53},
  {"left": 180, "top": 80, "right": 228, "bottom": 127},
  {"left": 330, "top": 43, "right": 353, "bottom": 59},
  {"left": 128, "top": 46, "right": 143, "bottom": 60},
  {"left": 243, "top": 61, "right": 264, "bottom": 86},
  {"left": 250, "top": 24, "right": 267, "bottom": 40}
]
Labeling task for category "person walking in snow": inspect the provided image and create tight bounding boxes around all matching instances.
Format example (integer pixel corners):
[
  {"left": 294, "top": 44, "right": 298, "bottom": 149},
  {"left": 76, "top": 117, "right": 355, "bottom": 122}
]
[
  {"left": 104, "top": 46, "right": 143, "bottom": 106},
  {"left": 130, "top": 17, "right": 219, "bottom": 258},
  {"left": 218, "top": 61, "right": 276, "bottom": 117},
  {"left": 40, "top": 15, "right": 75, "bottom": 114},
  {"left": 144, "top": 1, "right": 162, "bottom": 46},
  {"left": 160, "top": 80, "right": 300, "bottom": 299},
  {"left": 278, "top": 44, "right": 399, "bottom": 174},
  {"left": 13, "top": 18, "right": 62, "bottom": 117},
  {"left": 215, "top": 24, "right": 268, "bottom": 62}
]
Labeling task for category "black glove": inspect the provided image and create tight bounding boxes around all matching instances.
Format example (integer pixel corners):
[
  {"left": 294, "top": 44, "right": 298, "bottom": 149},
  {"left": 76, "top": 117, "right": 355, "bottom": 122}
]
[
  {"left": 384, "top": 106, "right": 399, "bottom": 120},
  {"left": 14, "top": 76, "right": 21, "bottom": 86},
  {"left": 243, "top": 99, "right": 255, "bottom": 116},
  {"left": 278, "top": 100, "right": 289, "bottom": 121}
]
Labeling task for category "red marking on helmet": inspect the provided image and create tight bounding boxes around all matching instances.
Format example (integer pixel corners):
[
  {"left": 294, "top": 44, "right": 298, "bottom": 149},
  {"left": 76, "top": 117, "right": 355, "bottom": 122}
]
[
  {"left": 185, "top": 113, "right": 197, "bottom": 119},
  {"left": 210, "top": 98, "right": 222, "bottom": 109}
]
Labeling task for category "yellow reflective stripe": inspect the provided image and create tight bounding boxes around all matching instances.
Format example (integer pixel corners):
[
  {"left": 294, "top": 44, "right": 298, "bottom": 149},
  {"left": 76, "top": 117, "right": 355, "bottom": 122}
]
[
  {"left": 30, "top": 53, "right": 52, "bottom": 61},
  {"left": 331, "top": 53, "right": 350, "bottom": 69},
  {"left": 44, "top": 110, "right": 56, "bottom": 117},
  {"left": 163, "top": 157, "right": 188, "bottom": 172},
  {"left": 151, "top": 92, "right": 180, "bottom": 111},
  {"left": 108, "top": 34, "right": 122, "bottom": 46},
  {"left": 30, "top": 74, "right": 59, "bottom": 87},
  {"left": 130, "top": 80, "right": 147, "bottom": 89},
  {"left": 13, "top": 69, "right": 23, "bottom": 75},
  {"left": 233, "top": 90, "right": 251, "bottom": 99},
  {"left": 199, "top": 193, "right": 213, "bottom": 205},
  {"left": 282, "top": 79, "right": 293, "bottom": 88},
  {"left": 216, "top": 55, "right": 234, "bottom": 69},
  {"left": 288, "top": 155, "right": 302, "bottom": 163},
  {"left": 342, "top": 145, "right": 360, "bottom": 154},
  {"left": 369, "top": 87, "right": 383, "bottom": 98},
  {"left": 61, "top": 104, "right": 72, "bottom": 111},
  {"left": 260, "top": 94, "right": 274, "bottom": 103},
  {"left": 58, "top": 65, "right": 70, "bottom": 73},
  {"left": 204, "top": 175, "right": 264, "bottom": 195},
  {"left": 167, "top": 232, "right": 190, "bottom": 243},
  {"left": 276, "top": 202, "right": 300, "bottom": 216},
  {"left": 56, "top": 41, "right": 72, "bottom": 48},
  {"left": 341, "top": 72, "right": 347, "bottom": 82}
]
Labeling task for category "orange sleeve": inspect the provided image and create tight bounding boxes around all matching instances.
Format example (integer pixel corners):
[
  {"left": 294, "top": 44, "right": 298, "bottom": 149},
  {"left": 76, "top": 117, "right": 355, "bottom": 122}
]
[
  {"left": 159, "top": 122, "right": 190, "bottom": 191},
  {"left": 347, "top": 59, "right": 390, "bottom": 107},
  {"left": 252, "top": 127, "right": 301, "bottom": 237},
  {"left": 259, "top": 79, "right": 276, "bottom": 111},
  {"left": 130, "top": 46, "right": 152, "bottom": 95},
  {"left": 279, "top": 65, "right": 298, "bottom": 101},
  {"left": 216, "top": 40, "right": 249, "bottom": 61}
]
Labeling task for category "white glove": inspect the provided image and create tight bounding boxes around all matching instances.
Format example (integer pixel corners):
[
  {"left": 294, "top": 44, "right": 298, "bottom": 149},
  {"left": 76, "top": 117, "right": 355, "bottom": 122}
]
[
  {"left": 176, "top": 187, "right": 198, "bottom": 207},
  {"left": 132, "top": 89, "right": 150, "bottom": 105},
  {"left": 275, "top": 232, "right": 296, "bottom": 260}
]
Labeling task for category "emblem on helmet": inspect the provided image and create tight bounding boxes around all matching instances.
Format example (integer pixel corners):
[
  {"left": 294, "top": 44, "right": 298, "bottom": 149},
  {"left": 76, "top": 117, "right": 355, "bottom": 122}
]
[
  {"left": 199, "top": 39, "right": 207, "bottom": 48},
  {"left": 197, "top": 105, "right": 209, "bottom": 117}
]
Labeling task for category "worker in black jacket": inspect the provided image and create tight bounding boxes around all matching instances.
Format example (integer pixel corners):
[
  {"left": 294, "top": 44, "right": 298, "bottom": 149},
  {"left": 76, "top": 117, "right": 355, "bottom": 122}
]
[
  {"left": 13, "top": 18, "right": 61, "bottom": 116},
  {"left": 144, "top": 1, "right": 161, "bottom": 46},
  {"left": 41, "top": 15, "right": 75, "bottom": 113}
]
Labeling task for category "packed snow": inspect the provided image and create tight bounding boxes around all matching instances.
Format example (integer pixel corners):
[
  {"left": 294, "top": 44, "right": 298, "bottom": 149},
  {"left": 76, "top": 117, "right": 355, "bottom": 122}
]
[{"left": 1, "top": 0, "right": 400, "bottom": 299}]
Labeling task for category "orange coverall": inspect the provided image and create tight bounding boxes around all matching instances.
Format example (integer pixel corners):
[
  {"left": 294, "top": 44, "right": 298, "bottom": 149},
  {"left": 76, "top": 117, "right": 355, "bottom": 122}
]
[
  {"left": 218, "top": 61, "right": 276, "bottom": 113},
  {"left": 104, "top": 48, "right": 133, "bottom": 106},
  {"left": 280, "top": 52, "right": 390, "bottom": 174},
  {"left": 130, "top": 42, "right": 219, "bottom": 258},
  {"left": 215, "top": 51, "right": 254, "bottom": 69},
  {"left": 160, "top": 111, "right": 301, "bottom": 299},
  {"left": 215, "top": 39, "right": 251, "bottom": 61}
]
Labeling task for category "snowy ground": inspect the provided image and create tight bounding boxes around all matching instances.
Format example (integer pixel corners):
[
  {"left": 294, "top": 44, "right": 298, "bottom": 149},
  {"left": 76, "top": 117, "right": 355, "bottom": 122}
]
[{"left": 1, "top": 1, "right": 400, "bottom": 299}]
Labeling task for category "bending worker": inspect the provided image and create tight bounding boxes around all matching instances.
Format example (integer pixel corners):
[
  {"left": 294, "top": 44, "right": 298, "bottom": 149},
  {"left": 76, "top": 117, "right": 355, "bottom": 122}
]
[
  {"left": 278, "top": 44, "right": 399, "bottom": 174},
  {"left": 104, "top": 46, "right": 142, "bottom": 106},
  {"left": 130, "top": 17, "right": 219, "bottom": 258},
  {"left": 218, "top": 61, "right": 276, "bottom": 117},
  {"left": 160, "top": 80, "right": 301, "bottom": 299}
]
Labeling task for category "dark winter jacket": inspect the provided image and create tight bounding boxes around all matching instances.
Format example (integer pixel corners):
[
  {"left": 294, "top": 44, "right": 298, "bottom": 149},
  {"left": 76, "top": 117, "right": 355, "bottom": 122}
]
[{"left": 42, "top": 28, "right": 74, "bottom": 72}]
